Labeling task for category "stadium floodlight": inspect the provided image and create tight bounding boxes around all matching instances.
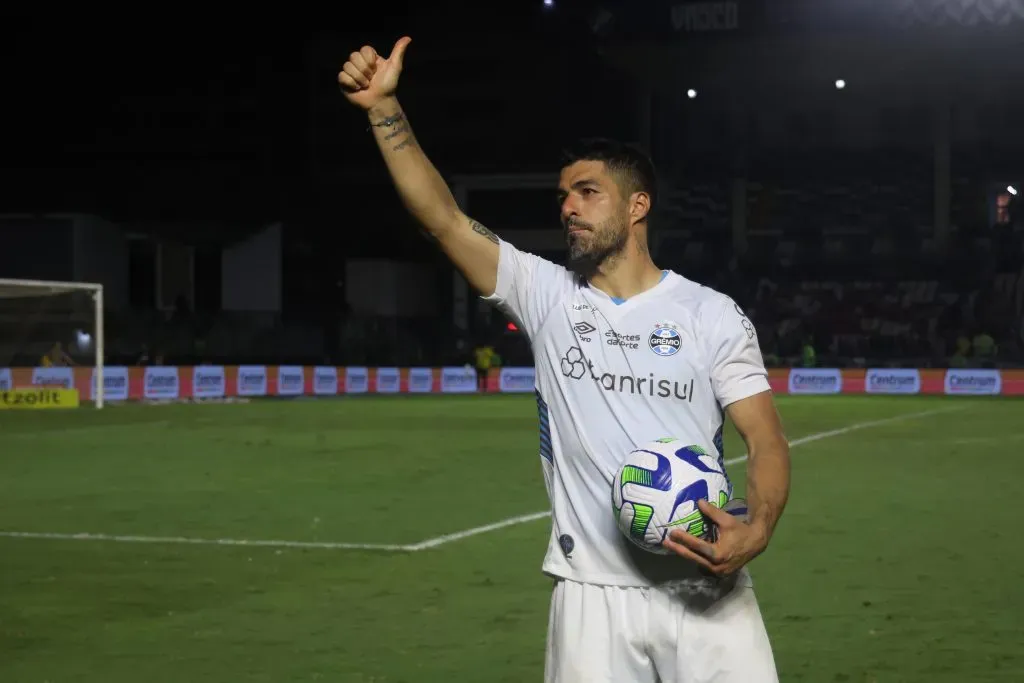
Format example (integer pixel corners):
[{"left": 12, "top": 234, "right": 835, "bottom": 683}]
[
  {"left": 1009, "top": 185, "right": 1018, "bottom": 196},
  {"left": 0, "top": 278, "right": 105, "bottom": 409},
  {"left": 687, "top": 89, "right": 698, "bottom": 99},
  {"left": 76, "top": 329, "right": 93, "bottom": 351},
  {"left": 835, "top": 79, "right": 846, "bottom": 90}
]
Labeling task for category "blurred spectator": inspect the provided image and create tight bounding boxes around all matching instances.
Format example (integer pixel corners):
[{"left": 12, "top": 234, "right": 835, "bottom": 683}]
[
  {"left": 950, "top": 333, "right": 971, "bottom": 368},
  {"left": 972, "top": 329, "right": 997, "bottom": 367},
  {"left": 40, "top": 342, "right": 74, "bottom": 367},
  {"left": 474, "top": 342, "right": 500, "bottom": 392},
  {"left": 801, "top": 336, "right": 816, "bottom": 368}
]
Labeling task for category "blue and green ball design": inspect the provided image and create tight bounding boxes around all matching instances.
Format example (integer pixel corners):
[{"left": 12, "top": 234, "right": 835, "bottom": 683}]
[{"left": 612, "top": 438, "right": 732, "bottom": 554}]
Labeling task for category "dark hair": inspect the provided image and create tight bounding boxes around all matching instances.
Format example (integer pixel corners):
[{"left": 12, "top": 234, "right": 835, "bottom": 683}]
[{"left": 559, "top": 138, "right": 658, "bottom": 212}]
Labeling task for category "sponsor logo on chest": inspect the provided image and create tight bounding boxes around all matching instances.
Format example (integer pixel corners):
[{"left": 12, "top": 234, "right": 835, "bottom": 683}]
[
  {"left": 571, "top": 319, "right": 683, "bottom": 356},
  {"left": 559, "top": 345, "right": 696, "bottom": 403},
  {"left": 606, "top": 330, "right": 642, "bottom": 350}
]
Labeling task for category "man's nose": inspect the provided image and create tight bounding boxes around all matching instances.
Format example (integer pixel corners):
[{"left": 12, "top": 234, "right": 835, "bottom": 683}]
[{"left": 561, "top": 199, "right": 579, "bottom": 224}]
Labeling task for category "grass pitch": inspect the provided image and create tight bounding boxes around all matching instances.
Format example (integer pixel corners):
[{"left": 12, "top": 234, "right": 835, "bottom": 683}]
[{"left": 1, "top": 395, "right": 1022, "bottom": 682}]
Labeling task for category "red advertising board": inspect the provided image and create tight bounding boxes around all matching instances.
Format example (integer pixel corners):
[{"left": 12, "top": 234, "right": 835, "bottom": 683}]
[{"left": 1, "top": 366, "right": 1021, "bottom": 401}]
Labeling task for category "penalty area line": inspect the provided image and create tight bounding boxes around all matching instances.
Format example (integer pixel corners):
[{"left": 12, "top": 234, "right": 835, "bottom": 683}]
[
  {"left": 721, "top": 405, "right": 963, "bottom": 466},
  {"left": 410, "top": 405, "right": 965, "bottom": 549},
  {"left": 404, "top": 511, "right": 552, "bottom": 551},
  {"left": 0, "top": 406, "right": 963, "bottom": 554},
  {"left": 0, "top": 530, "right": 410, "bottom": 552}
]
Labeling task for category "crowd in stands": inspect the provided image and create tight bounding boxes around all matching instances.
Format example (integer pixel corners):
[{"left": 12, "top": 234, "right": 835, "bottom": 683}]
[
  {"left": 2, "top": 169, "right": 1021, "bottom": 371},
  {"left": 663, "top": 170, "right": 1023, "bottom": 370}
]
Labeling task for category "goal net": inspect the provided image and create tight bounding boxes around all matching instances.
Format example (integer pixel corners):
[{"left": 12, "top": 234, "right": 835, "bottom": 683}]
[{"left": 0, "top": 278, "right": 105, "bottom": 408}]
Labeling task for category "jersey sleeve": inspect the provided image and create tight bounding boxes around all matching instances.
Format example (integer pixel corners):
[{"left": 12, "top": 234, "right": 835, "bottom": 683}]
[
  {"left": 480, "top": 239, "right": 574, "bottom": 340},
  {"left": 706, "top": 296, "right": 772, "bottom": 408}
]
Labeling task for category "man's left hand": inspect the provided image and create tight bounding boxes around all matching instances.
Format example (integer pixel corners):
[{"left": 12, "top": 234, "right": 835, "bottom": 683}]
[{"left": 661, "top": 499, "right": 768, "bottom": 578}]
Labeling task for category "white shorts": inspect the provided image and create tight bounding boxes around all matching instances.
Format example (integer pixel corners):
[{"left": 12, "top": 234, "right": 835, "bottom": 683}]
[{"left": 544, "top": 578, "right": 778, "bottom": 683}]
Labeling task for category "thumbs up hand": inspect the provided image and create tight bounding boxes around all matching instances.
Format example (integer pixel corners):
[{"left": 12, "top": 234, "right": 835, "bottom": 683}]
[{"left": 337, "top": 37, "right": 412, "bottom": 111}]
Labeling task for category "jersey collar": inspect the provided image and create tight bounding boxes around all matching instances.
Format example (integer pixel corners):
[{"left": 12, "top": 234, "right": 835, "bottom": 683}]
[{"left": 588, "top": 270, "right": 673, "bottom": 306}]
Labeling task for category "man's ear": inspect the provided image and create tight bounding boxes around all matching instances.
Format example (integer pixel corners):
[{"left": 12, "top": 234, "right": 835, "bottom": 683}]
[{"left": 630, "top": 191, "right": 652, "bottom": 226}]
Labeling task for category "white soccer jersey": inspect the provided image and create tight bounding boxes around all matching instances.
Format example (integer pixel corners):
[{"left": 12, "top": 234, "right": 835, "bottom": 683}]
[{"left": 482, "top": 240, "right": 772, "bottom": 588}]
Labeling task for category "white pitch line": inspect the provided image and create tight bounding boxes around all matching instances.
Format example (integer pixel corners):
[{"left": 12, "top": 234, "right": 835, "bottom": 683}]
[
  {"left": 405, "top": 511, "right": 553, "bottom": 551},
  {"left": 0, "top": 406, "right": 963, "bottom": 553},
  {"left": 408, "top": 405, "right": 965, "bottom": 549},
  {"left": 722, "top": 405, "right": 963, "bottom": 466},
  {"left": 0, "top": 530, "right": 408, "bottom": 552}
]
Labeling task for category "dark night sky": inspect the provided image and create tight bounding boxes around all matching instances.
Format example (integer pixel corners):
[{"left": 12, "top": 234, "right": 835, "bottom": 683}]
[
  {"left": 5, "top": 2, "right": 1024, "bottom": 258},
  {"left": 1, "top": 4, "right": 615, "bottom": 235}
]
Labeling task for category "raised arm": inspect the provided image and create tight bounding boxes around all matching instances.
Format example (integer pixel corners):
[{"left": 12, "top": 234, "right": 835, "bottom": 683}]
[{"left": 337, "top": 37, "right": 499, "bottom": 297}]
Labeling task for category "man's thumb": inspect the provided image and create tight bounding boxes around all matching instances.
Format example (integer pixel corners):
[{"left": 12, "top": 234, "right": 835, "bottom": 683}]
[
  {"left": 698, "top": 498, "right": 731, "bottom": 524},
  {"left": 389, "top": 36, "right": 412, "bottom": 67}
]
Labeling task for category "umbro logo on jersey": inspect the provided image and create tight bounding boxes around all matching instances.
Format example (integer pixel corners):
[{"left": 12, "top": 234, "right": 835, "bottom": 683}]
[{"left": 573, "top": 322, "right": 596, "bottom": 335}]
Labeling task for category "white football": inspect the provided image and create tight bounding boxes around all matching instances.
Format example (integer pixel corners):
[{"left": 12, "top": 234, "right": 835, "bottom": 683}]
[{"left": 611, "top": 437, "right": 731, "bottom": 555}]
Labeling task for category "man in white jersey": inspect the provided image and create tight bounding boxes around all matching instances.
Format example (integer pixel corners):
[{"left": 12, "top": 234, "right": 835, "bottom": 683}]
[{"left": 339, "top": 37, "right": 791, "bottom": 683}]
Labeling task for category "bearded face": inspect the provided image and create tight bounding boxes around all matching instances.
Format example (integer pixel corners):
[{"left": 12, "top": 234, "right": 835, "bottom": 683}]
[
  {"left": 564, "top": 209, "right": 630, "bottom": 279},
  {"left": 558, "top": 160, "right": 636, "bottom": 279}
]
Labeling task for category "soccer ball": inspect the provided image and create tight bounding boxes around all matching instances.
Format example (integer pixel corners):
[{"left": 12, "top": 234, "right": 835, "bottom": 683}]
[{"left": 612, "top": 437, "right": 731, "bottom": 555}]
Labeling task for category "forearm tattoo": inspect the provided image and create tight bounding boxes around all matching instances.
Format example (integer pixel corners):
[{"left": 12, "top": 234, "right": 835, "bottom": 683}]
[
  {"left": 369, "top": 110, "right": 416, "bottom": 152},
  {"left": 384, "top": 123, "right": 409, "bottom": 141}
]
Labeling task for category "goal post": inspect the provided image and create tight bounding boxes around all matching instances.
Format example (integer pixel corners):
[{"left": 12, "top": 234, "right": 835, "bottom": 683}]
[{"left": 0, "top": 278, "right": 105, "bottom": 409}]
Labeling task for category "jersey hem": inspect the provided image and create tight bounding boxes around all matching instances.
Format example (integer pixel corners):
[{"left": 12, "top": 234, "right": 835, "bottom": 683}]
[{"left": 541, "top": 565, "right": 754, "bottom": 589}]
